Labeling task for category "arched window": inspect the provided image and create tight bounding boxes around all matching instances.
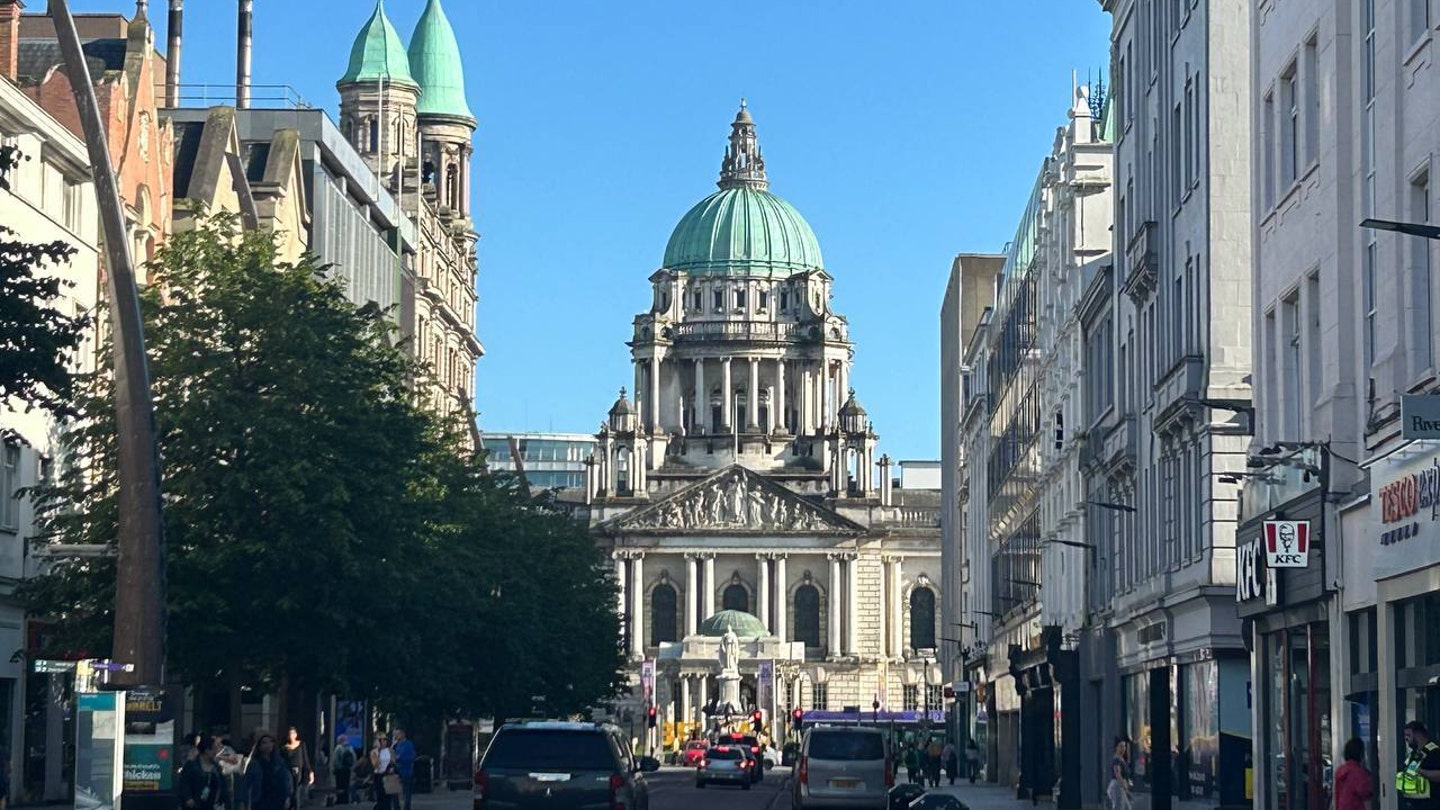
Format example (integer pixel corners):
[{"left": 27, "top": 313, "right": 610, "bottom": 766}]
[
  {"left": 368, "top": 118, "right": 379, "bottom": 153},
  {"left": 794, "top": 585, "right": 821, "bottom": 648},
  {"left": 909, "top": 587, "right": 937, "bottom": 651},
  {"left": 722, "top": 583, "right": 748, "bottom": 613},
  {"left": 651, "top": 584, "right": 677, "bottom": 646},
  {"left": 445, "top": 164, "right": 459, "bottom": 209}
]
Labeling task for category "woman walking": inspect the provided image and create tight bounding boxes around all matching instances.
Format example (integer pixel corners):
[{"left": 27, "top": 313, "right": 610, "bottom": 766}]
[
  {"left": 283, "top": 727, "right": 314, "bottom": 807},
  {"left": 942, "top": 741, "right": 958, "bottom": 785},
  {"left": 369, "top": 733, "right": 399, "bottom": 810},
  {"left": 181, "top": 736, "right": 232, "bottom": 810},
  {"left": 1107, "top": 738, "right": 1133, "bottom": 810},
  {"left": 905, "top": 743, "right": 921, "bottom": 784},
  {"left": 246, "top": 732, "right": 294, "bottom": 810},
  {"left": 1335, "top": 738, "right": 1374, "bottom": 810}
]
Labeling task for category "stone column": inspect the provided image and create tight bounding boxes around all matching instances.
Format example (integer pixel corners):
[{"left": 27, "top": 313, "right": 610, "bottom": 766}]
[
  {"left": 774, "top": 555, "right": 788, "bottom": 641},
  {"left": 722, "top": 358, "right": 733, "bottom": 431},
  {"left": 801, "top": 368, "right": 814, "bottom": 434},
  {"left": 695, "top": 358, "right": 707, "bottom": 433},
  {"left": 703, "top": 554, "right": 716, "bottom": 618},
  {"left": 776, "top": 360, "right": 787, "bottom": 432},
  {"left": 685, "top": 555, "right": 699, "bottom": 637},
  {"left": 698, "top": 676, "right": 709, "bottom": 721},
  {"left": 838, "top": 360, "right": 849, "bottom": 407},
  {"left": 615, "top": 553, "right": 628, "bottom": 624},
  {"left": 757, "top": 554, "right": 771, "bottom": 631},
  {"left": 889, "top": 557, "right": 905, "bottom": 659},
  {"left": 632, "top": 554, "right": 646, "bottom": 658},
  {"left": 680, "top": 675, "right": 693, "bottom": 733},
  {"left": 649, "top": 356, "right": 662, "bottom": 433},
  {"left": 765, "top": 387, "right": 776, "bottom": 434},
  {"left": 845, "top": 555, "right": 860, "bottom": 657},
  {"left": 634, "top": 363, "right": 645, "bottom": 429},
  {"left": 827, "top": 554, "right": 842, "bottom": 656},
  {"left": 747, "top": 357, "right": 760, "bottom": 429}
]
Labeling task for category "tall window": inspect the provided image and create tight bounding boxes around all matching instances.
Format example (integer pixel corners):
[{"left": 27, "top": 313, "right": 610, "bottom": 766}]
[
  {"left": 1284, "top": 294, "right": 1304, "bottom": 437},
  {"left": 713, "top": 289, "right": 724, "bottom": 311},
  {"left": 651, "top": 584, "right": 678, "bottom": 646},
  {"left": 1412, "top": 0, "right": 1432, "bottom": 42},
  {"left": 1265, "top": 310, "right": 1280, "bottom": 441},
  {"left": 1173, "top": 102, "right": 1184, "bottom": 205},
  {"left": 722, "top": 583, "right": 748, "bottom": 613},
  {"left": 0, "top": 441, "right": 17, "bottom": 530},
  {"left": 1304, "top": 38, "right": 1319, "bottom": 166},
  {"left": 1184, "top": 73, "right": 1197, "bottom": 187},
  {"left": 794, "top": 585, "right": 821, "bottom": 647},
  {"left": 1307, "top": 272, "right": 1324, "bottom": 407},
  {"left": 909, "top": 587, "right": 936, "bottom": 651},
  {"left": 812, "top": 683, "right": 829, "bottom": 711},
  {"left": 1263, "top": 91, "right": 1277, "bottom": 208},
  {"left": 1363, "top": 0, "right": 1378, "bottom": 367},
  {"left": 903, "top": 685, "right": 919, "bottom": 712},
  {"left": 1412, "top": 172, "right": 1434, "bottom": 372},
  {"left": 1282, "top": 67, "right": 1299, "bottom": 186}
]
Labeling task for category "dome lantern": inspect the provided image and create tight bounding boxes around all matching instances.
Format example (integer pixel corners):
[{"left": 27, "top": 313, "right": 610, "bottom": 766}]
[
  {"left": 608, "top": 387, "right": 639, "bottom": 433},
  {"left": 408, "top": 0, "right": 476, "bottom": 123}
]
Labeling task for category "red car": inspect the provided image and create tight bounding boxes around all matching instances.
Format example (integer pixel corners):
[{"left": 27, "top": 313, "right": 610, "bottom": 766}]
[{"left": 682, "top": 740, "right": 710, "bottom": 767}]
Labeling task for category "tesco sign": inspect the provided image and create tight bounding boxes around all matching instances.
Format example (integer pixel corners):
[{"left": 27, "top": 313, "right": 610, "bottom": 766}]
[{"left": 1263, "top": 520, "right": 1311, "bottom": 569}]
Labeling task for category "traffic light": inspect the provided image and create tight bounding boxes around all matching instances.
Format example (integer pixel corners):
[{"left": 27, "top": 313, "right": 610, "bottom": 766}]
[
  {"left": 646, "top": 705, "right": 657, "bottom": 728},
  {"left": 791, "top": 708, "right": 804, "bottom": 730},
  {"left": 751, "top": 710, "right": 762, "bottom": 732}
]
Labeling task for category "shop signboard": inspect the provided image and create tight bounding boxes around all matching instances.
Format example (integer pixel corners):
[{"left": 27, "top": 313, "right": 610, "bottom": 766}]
[
  {"left": 1235, "top": 537, "right": 1278, "bottom": 606},
  {"left": 1262, "top": 520, "right": 1311, "bottom": 568},
  {"left": 1373, "top": 450, "right": 1440, "bottom": 581},
  {"left": 1400, "top": 395, "right": 1440, "bottom": 439},
  {"left": 75, "top": 691, "right": 125, "bottom": 810}
]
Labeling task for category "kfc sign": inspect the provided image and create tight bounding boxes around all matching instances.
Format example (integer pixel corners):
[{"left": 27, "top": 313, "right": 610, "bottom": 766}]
[
  {"left": 1236, "top": 537, "right": 1277, "bottom": 605},
  {"left": 1263, "top": 520, "right": 1311, "bottom": 568}
]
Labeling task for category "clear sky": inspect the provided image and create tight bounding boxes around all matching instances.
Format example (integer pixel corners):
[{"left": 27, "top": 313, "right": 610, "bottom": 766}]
[{"left": 67, "top": 0, "right": 1111, "bottom": 462}]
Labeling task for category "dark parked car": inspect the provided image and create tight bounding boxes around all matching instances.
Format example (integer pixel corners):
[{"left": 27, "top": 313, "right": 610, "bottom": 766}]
[
  {"left": 888, "top": 783, "right": 926, "bottom": 810},
  {"left": 908, "top": 795, "right": 968, "bottom": 810},
  {"left": 474, "top": 721, "right": 659, "bottom": 810}
]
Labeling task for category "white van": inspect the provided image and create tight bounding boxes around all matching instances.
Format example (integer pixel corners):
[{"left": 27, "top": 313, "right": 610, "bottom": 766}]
[{"left": 792, "top": 726, "right": 892, "bottom": 810}]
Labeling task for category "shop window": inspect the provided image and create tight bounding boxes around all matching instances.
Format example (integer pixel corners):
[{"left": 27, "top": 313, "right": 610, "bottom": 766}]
[
  {"left": 812, "top": 683, "right": 829, "bottom": 711},
  {"left": 1394, "top": 593, "right": 1440, "bottom": 743}
]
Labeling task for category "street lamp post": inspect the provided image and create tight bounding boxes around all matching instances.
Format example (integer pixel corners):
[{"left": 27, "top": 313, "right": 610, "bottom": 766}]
[{"left": 49, "top": 0, "right": 165, "bottom": 688}]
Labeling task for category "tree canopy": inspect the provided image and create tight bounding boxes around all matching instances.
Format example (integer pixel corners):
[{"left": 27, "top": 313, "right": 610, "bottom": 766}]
[{"left": 20, "top": 217, "right": 625, "bottom": 720}]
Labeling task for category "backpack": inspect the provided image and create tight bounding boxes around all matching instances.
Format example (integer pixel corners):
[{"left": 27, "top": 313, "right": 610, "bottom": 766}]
[{"left": 334, "top": 746, "right": 356, "bottom": 773}]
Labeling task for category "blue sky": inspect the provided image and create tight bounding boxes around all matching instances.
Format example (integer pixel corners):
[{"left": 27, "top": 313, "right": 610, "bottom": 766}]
[{"left": 69, "top": 0, "right": 1111, "bottom": 462}]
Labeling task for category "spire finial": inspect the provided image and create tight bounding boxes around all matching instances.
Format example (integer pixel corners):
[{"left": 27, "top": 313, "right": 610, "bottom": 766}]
[
  {"left": 619, "top": 386, "right": 627, "bottom": 399},
  {"left": 718, "top": 101, "right": 768, "bottom": 191}
]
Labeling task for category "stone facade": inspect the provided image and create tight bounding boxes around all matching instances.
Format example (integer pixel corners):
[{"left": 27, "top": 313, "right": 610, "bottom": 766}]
[{"left": 568, "top": 106, "right": 944, "bottom": 746}]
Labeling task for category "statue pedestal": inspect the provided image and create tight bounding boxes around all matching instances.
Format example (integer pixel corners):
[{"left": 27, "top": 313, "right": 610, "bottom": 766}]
[{"left": 717, "top": 670, "right": 741, "bottom": 712}]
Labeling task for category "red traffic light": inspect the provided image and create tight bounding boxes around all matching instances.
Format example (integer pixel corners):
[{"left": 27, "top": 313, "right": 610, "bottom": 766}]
[
  {"left": 751, "top": 710, "right": 762, "bottom": 721},
  {"left": 791, "top": 708, "right": 803, "bottom": 720}
]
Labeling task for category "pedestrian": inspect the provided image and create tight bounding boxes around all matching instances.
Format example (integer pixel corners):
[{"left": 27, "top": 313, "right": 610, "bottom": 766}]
[
  {"left": 393, "top": 730, "right": 416, "bottom": 810},
  {"left": 905, "top": 743, "right": 921, "bottom": 785},
  {"left": 1107, "top": 738, "right": 1133, "bottom": 810},
  {"left": 245, "top": 732, "right": 293, "bottom": 810},
  {"left": 217, "top": 739, "right": 244, "bottom": 810},
  {"left": 283, "top": 727, "right": 315, "bottom": 807},
  {"left": 1336, "top": 738, "right": 1374, "bottom": 810},
  {"left": 370, "top": 732, "right": 399, "bottom": 810},
  {"left": 332, "top": 736, "right": 357, "bottom": 806},
  {"left": 926, "top": 738, "right": 943, "bottom": 788},
  {"left": 182, "top": 736, "right": 233, "bottom": 810},
  {"left": 1398, "top": 721, "right": 1440, "bottom": 810},
  {"left": 942, "top": 740, "right": 958, "bottom": 786},
  {"left": 966, "top": 739, "right": 981, "bottom": 784}
]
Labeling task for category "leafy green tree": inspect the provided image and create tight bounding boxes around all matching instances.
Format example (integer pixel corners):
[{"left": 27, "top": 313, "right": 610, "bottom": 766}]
[
  {"left": 0, "top": 145, "right": 87, "bottom": 416},
  {"left": 22, "top": 216, "right": 626, "bottom": 719}
]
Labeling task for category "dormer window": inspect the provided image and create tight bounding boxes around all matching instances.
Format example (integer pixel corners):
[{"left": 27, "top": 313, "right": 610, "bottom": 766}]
[
  {"left": 714, "top": 289, "right": 724, "bottom": 311},
  {"left": 780, "top": 290, "right": 790, "bottom": 311},
  {"left": 759, "top": 290, "right": 769, "bottom": 311},
  {"left": 735, "top": 289, "right": 747, "bottom": 310},
  {"left": 694, "top": 291, "right": 703, "bottom": 311}
]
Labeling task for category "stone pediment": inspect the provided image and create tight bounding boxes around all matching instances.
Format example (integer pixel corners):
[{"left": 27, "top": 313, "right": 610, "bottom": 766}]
[{"left": 600, "top": 466, "right": 865, "bottom": 536}]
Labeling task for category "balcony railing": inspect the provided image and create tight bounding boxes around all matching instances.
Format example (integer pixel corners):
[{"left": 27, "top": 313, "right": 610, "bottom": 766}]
[
  {"left": 164, "top": 84, "right": 312, "bottom": 110},
  {"left": 670, "top": 320, "right": 796, "bottom": 342}
]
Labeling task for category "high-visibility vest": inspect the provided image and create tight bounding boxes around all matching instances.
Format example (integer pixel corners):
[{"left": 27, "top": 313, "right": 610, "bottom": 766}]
[{"left": 1397, "top": 742, "right": 1440, "bottom": 799}]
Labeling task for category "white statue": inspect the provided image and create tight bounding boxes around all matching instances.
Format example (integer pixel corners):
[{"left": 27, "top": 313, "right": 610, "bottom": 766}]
[{"left": 719, "top": 622, "right": 741, "bottom": 675}]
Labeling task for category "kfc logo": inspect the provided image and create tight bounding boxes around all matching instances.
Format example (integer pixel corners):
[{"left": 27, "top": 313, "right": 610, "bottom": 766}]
[{"left": 1264, "top": 520, "right": 1311, "bottom": 569}]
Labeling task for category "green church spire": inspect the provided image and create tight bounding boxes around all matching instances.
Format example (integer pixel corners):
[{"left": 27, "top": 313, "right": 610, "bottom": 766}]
[
  {"left": 408, "top": 0, "right": 475, "bottom": 123},
  {"left": 338, "top": 0, "right": 418, "bottom": 89}
]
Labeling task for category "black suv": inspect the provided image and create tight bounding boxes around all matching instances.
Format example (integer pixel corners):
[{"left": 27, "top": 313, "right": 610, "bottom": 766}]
[
  {"left": 717, "top": 732, "right": 765, "bottom": 781},
  {"left": 475, "top": 722, "right": 659, "bottom": 810}
]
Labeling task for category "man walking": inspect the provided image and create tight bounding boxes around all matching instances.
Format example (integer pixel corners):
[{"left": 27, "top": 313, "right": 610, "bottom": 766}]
[
  {"left": 1398, "top": 721, "right": 1440, "bottom": 810},
  {"left": 332, "top": 736, "right": 357, "bottom": 806},
  {"left": 393, "top": 729, "right": 416, "bottom": 810}
]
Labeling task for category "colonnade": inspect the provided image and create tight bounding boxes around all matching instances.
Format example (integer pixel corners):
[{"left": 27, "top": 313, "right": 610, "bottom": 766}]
[
  {"left": 630, "top": 354, "right": 850, "bottom": 436},
  {"left": 614, "top": 550, "right": 921, "bottom": 661}
]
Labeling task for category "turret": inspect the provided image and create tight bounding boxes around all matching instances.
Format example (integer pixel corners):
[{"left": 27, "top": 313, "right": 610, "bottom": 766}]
[
  {"left": 337, "top": 0, "right": 420, "bottom": 190},
  {"left": 408, "top": 0, "right": 476, "bottom": 223}
]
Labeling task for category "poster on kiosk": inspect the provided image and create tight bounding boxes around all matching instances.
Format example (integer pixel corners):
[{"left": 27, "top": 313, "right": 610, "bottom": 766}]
[{"left": 75, "top": 691, "right": 126, "bottom": 810}]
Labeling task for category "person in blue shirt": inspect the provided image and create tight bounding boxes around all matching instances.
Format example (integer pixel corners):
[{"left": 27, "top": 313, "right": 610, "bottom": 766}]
[{"left": 392, "top": 729, "right": 416, "bottom": 810}]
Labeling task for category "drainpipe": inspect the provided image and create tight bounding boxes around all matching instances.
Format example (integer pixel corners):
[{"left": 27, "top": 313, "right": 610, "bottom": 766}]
[{"left": 235, "top": 0, "right": 252, "bottom": 108}]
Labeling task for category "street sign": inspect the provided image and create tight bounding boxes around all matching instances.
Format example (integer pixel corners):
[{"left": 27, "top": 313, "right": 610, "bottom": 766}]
[
  {"left": 1263, "top": 520, "right": 1311, "bottom": 568},
  {"left": 1401, "top": 395, "right": 1440, "bottom": 439},
  {"left": 91, "top": 660, "right": 135, "bottom": 673},
  {"left": 33, "top": 659, "right": 77, "bottom": 674}
]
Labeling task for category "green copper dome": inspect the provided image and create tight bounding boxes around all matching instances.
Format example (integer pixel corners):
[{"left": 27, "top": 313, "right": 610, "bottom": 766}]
[
  {"left": 338, "top": 0, "right": 418, "bottom": 89},
  {"left": 408, "top": 0, "right": 475, "bottom": 122},
  {"left": 663, "top": 103, "right": 824, "bottom": 277},
  {"left": 698, "top": 610, "right": 768, "bottom": 638}
]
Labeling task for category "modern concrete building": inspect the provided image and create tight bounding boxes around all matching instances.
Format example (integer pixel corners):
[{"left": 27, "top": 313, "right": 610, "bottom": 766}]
[
  {"left": 1092, "top": 1, "right": 1255, "bottom": 809},
  {"left": 0, "top": 67, "right": 99, "bottom": 803},
  {"left": 569, "top": 104, "right": 944, "bottom": 749},
  {"left": 482, "top": 432, "right": 598, "bottom": 491}
]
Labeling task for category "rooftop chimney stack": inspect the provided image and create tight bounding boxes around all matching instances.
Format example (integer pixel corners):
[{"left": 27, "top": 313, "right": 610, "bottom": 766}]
[
  {"left": 164, "top": 0, "right": 182, "bottom": 107},
  {"left": 0, "top": 0, "right": 23, "bottom": 82},
  {"left": 236, "top": 0, "right": 252, "bottom": 109}
]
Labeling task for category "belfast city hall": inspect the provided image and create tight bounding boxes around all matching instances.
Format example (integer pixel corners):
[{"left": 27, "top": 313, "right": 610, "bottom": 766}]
[{"left": 561, "top": 103, "right": 947, "bottom": 743}]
